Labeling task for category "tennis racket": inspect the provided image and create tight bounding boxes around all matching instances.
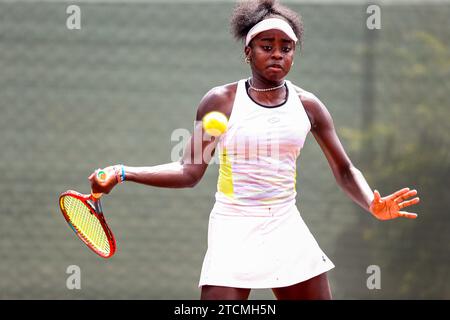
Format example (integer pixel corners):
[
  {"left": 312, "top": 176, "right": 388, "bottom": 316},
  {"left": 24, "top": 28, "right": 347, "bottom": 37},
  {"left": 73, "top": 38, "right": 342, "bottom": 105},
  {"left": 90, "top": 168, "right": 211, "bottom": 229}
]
[{"left": 59, "top": 170, "right": 116, "bottom": 258}]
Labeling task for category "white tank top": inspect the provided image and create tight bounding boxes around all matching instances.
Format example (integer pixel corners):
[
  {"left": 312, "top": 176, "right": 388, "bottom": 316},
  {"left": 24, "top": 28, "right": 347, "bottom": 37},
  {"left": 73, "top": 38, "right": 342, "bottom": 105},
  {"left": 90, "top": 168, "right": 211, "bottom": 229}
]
[{"left": 215, "top": 79, "right": 311, "bottom": 209}]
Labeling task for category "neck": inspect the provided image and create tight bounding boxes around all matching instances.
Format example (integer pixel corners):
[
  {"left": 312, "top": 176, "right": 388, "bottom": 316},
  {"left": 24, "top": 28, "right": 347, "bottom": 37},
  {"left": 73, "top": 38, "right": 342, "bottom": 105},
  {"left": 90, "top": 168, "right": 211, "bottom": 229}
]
[
  {"left": 250, "top": 75, "right": 285, "bottom": 89},
  {"left": 248, "top": 77, "right": 286, "bottom": 92}
]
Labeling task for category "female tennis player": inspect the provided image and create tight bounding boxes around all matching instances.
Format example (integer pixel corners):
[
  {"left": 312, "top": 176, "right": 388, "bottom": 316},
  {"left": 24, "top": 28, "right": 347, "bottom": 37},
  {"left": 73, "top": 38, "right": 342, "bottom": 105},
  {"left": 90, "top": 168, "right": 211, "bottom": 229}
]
[{"left": 89, "top": 0, "right": 420, "bottom": 300}]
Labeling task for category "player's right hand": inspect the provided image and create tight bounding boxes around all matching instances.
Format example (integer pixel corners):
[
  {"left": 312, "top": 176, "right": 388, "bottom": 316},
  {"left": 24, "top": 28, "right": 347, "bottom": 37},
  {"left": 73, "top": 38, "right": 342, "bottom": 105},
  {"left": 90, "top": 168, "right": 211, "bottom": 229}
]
[{"left": 88, "top": 166, "right": 119, "bottom": 195}]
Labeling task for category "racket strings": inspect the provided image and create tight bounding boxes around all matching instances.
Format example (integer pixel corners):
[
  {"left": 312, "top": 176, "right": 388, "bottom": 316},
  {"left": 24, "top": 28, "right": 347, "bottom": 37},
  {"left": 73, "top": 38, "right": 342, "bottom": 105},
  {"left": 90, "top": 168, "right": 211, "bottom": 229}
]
[{"left": 63, "top": 196, "right": 110, "bottom": 255}]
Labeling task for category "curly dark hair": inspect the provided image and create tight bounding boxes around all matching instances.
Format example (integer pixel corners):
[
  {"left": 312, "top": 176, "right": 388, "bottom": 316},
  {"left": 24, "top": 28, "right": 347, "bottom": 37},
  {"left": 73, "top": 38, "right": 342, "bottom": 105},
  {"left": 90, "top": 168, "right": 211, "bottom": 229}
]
[{"left": 230, "top": 0, "right": 304, "bottom": 48}]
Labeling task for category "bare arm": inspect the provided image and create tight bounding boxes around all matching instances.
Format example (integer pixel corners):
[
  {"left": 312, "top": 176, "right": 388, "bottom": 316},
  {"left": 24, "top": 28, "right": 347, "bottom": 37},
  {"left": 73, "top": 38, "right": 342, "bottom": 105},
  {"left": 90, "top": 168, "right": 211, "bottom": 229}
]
[
  {"left": 301, "top": 92, "right": 374, "bottom": 212},
  {"left": 122, "top": 119, "right": 214, "bottom": 189},
  {"left": 89, "top": 85, "right": 234, "bottom": 194},
  {"left": 300, "top": 91, "right": 420, "bottom": 219}
]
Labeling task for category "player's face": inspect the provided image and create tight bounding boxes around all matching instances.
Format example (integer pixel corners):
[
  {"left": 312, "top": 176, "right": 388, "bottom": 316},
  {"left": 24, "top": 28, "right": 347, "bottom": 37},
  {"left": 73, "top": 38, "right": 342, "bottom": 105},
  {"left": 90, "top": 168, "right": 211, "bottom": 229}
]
[{"left": 246, "top": 29, "right": 296, "bottom": 83}]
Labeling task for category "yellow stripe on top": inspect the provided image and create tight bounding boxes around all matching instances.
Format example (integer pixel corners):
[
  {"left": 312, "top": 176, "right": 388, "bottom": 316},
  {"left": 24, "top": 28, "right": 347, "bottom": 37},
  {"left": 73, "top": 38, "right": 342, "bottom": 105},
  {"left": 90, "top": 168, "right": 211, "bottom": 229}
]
[
  {"left": 294, "top": 165, "right": 297, "bottom": 193},
  {"left": 218, "top": 146, "right": 234, "bottom": 198}
]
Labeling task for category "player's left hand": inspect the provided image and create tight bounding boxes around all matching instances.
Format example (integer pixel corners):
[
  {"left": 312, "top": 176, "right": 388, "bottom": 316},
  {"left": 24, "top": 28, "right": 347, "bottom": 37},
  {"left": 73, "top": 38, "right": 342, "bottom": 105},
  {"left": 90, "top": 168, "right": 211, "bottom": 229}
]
[{"left": 370, "top": 188, "right": 420, "bottom": 220}]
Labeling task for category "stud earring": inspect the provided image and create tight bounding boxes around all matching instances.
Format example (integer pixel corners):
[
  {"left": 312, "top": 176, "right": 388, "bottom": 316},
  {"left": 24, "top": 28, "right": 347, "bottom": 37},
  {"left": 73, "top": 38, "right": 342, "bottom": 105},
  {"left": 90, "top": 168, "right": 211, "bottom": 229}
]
[{"left": 245, "top": 56, "right": 251, "bottom": 64}]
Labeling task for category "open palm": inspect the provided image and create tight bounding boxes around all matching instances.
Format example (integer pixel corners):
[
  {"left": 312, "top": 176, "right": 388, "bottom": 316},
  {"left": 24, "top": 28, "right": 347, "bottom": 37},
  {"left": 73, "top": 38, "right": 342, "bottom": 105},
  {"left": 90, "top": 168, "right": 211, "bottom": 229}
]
[{"left": 370, "top": 188, "right": 420, "bottom": 220}]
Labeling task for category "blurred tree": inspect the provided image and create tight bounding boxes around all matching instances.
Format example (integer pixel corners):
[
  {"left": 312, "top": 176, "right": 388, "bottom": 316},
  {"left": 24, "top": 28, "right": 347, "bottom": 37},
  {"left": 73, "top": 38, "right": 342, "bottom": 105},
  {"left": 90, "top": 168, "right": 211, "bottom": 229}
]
[{"left": 336, "top": 28, "right": 450, "bottom": 299}]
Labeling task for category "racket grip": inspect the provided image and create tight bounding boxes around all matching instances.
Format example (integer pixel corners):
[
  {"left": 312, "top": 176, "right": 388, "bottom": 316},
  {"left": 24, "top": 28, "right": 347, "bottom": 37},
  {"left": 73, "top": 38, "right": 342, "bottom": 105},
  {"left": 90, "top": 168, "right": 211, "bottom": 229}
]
[
  {"left": 91, "top": 192, "right": 103, "bottom": 199},
  {"left": 91, "top": 170, "right": 108, "bottom": 199}
]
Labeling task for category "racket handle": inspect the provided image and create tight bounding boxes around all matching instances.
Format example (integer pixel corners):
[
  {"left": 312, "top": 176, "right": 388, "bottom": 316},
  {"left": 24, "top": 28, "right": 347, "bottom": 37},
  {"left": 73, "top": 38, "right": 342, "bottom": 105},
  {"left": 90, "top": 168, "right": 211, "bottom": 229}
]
[{"left": 91, "top": 170, "right": 108, "bottom": 199}]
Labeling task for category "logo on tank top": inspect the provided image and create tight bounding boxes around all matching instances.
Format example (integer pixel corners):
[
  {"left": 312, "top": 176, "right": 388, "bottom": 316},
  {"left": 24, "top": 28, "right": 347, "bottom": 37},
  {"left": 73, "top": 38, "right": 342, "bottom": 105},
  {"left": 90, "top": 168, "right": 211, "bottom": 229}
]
[{"left": 268, "top": 116, "right": 280, "bottom": 124}]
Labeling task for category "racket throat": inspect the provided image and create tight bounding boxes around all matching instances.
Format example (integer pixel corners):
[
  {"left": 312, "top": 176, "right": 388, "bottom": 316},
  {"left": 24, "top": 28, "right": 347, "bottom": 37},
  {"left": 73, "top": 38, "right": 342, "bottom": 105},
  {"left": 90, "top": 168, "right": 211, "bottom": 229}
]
[{"left": 87, "top": 199, "right": 103, "bottom": 214}]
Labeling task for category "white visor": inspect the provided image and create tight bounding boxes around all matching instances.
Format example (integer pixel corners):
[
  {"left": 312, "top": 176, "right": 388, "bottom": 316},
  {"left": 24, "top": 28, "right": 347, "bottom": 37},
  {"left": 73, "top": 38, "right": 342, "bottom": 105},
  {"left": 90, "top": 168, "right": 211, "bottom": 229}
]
[{"left": 245, "top": 18, "right": 298, "bottom": 46}]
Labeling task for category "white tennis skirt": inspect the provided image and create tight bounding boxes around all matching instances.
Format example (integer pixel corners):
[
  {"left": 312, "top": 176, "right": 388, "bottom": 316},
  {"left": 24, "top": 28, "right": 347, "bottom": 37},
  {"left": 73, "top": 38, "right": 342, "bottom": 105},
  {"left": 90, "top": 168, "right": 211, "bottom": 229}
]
[{"left": 199, "top": 200, "right": 335, "bottom": 289}]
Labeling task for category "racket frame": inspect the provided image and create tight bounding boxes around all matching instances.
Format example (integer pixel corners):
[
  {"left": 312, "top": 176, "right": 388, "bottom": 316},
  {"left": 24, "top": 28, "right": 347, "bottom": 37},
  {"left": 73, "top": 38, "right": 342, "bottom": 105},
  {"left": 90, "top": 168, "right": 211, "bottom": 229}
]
[{"left": 59, "top": 190, "right": 116, "bottom": 258}]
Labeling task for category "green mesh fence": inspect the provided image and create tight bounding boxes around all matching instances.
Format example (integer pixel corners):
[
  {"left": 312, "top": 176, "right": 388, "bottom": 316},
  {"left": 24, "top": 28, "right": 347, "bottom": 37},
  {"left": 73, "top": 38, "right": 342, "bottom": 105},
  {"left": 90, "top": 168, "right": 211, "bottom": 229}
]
[{"left": 0, "top": 1, "right": 449, "bottom": 299}]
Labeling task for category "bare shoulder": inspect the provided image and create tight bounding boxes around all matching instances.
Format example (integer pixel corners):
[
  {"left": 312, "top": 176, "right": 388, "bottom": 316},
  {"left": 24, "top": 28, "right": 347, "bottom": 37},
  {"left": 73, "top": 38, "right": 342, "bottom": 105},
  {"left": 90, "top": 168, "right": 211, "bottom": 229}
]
[
  {"left": 292, "top": 84, "right": 321, "bottom": 110},
  {"left": 292, "top": 84, "right": 332, "bottom": 131},
  {"left": 196, "top": 82, "right": 238, "bottom": 121}
]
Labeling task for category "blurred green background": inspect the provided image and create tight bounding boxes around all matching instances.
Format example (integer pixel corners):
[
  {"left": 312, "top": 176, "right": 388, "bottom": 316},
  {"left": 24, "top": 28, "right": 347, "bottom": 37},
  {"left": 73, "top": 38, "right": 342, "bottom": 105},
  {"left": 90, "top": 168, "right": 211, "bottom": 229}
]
[{"left": 0, "top": 0, "right": 449, "bottom": 299}]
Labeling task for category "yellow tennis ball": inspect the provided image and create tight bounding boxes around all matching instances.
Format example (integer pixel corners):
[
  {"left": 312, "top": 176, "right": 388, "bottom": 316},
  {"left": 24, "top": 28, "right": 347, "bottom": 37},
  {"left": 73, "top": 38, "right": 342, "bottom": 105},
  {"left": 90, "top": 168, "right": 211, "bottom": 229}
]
[{"left": 202, "top": 111, "right": 228, "bottom": 137}]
